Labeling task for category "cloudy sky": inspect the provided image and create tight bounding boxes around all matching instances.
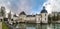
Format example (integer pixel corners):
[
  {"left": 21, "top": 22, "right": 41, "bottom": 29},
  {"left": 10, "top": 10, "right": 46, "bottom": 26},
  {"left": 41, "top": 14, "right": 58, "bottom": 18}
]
[{"left": 0, "top": 0, "right": 60, "bottom": 15}]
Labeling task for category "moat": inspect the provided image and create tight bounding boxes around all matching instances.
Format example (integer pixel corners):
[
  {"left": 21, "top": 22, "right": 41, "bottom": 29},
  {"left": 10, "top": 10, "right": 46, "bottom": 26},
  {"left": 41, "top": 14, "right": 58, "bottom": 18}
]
[{"left": 14, "top": 23, "right": 60, "bottom": 29}]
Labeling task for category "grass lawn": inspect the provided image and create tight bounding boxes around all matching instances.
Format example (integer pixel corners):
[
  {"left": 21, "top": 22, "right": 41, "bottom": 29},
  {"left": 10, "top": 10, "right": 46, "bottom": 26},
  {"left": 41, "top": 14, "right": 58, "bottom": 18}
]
[{"left": 2, "top": 21, "right": 9, "bottom": 29}]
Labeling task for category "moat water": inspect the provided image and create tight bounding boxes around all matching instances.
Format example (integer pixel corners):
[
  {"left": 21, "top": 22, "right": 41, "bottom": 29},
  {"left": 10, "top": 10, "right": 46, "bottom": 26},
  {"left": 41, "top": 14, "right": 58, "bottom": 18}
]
[{"left": 15, "top": 23, "right": 60, "bottom": 29}]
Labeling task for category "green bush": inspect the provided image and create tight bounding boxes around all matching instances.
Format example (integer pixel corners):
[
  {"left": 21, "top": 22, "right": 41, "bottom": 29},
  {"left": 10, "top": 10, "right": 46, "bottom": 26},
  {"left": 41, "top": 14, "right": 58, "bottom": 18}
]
[{"left": 2, "top": 21, "right": 9, "bottom": 29}]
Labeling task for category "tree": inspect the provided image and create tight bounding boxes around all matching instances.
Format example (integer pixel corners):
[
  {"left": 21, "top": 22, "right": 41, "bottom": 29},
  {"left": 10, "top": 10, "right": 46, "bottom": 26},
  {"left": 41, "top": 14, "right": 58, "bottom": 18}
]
[
  {"left": 1, "top": 6, "right": 5, "bottom": 17},
  {"left": 48, "top": 14, "right": 51, "bottom": 23},
  {"left": 52, "top": 13, "right": 59, "bottom": 21}
]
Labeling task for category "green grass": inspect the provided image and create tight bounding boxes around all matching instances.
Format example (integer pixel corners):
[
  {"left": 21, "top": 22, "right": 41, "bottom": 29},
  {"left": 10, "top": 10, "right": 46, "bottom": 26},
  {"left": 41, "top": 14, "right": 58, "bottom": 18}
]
[{"left": 2, "top": 21, "right": 9, "bottom": 29}]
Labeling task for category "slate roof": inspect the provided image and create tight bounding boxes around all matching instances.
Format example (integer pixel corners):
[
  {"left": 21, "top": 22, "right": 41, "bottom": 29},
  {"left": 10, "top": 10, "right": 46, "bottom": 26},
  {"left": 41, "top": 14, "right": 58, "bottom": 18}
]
[
  {"left": 19, "top": 11, "right": 26, "bottom": 15},
  {"left": 41, "top": 6, "right": 47, "bottom": 13}
]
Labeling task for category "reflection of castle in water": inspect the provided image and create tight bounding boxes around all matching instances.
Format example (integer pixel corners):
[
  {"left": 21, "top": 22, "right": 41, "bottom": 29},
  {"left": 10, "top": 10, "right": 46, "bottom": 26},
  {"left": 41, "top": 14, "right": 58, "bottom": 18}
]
[{"left": 16, "top": 23, "right": 47, "bottom": 29}]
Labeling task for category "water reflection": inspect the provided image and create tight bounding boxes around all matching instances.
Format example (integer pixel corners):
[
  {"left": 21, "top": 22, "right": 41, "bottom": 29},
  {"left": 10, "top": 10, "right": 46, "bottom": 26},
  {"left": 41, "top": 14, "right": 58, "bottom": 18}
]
[{"left": 15, "top": 23, "right": 60, "bottom": 29}]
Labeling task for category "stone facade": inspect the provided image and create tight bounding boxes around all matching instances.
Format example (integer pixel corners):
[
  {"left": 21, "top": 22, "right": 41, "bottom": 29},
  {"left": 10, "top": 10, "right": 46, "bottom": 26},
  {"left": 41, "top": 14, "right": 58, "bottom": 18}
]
[
  {"left": 16, "top": 6, "right": 48, "bottom": 23},
  {"left": 41, "top": 13, "right": 48, "bottom": 23},
  {"left": 8, "top": 6, "right": 48, "bottom": 24}
]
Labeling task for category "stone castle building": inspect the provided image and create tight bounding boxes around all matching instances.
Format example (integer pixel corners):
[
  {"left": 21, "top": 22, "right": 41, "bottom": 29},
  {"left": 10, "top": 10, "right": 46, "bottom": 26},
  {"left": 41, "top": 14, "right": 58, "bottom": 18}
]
[
  {"left": 0, "top": 6, "right": 48, "bottom": 24},
  {"left": 18, "top": 6, "right": 48, "bottom": 23}
]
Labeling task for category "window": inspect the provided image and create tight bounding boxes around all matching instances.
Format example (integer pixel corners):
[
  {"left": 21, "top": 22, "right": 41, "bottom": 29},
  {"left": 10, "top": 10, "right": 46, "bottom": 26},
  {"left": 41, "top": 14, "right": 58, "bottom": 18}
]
[
  {"left": 45, "top": 14, "right": 46, "bottom": 16},
  {"left": 45, "top": 18, "right": 46, "bottom": 20},
  {"left": 11, "top": 19, "right": 13, "bottom": 21}
]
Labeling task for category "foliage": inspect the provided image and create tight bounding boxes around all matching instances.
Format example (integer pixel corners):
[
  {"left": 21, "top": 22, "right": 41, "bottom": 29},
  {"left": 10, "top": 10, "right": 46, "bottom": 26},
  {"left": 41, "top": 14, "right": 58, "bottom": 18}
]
[{"left": 2, "top": 21, "right": 9, "bottom": 29}]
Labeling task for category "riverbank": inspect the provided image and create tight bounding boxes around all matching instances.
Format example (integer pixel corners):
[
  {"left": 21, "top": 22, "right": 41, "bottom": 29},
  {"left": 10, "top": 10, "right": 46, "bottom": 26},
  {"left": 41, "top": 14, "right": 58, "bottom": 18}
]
[
  {"left": 0, "top": 22, "right": 2, "bottom": 29},
  {"left": 2, "top": 21, "right": 9, "bottom": 29}
]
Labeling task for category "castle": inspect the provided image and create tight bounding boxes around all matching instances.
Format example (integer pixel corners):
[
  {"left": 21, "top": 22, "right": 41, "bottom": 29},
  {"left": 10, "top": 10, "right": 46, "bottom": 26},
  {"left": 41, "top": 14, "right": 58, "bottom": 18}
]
[
  {"left": 13, "top": 6, "right": 48, "bottom": 23},
  {"left": 0, "top": 6, "right": 48, "bottom": 24}
]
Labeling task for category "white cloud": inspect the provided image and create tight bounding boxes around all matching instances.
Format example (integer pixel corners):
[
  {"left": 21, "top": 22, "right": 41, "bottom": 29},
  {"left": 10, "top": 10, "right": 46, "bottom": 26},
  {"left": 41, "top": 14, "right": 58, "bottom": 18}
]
[
  {"left": 0, "top": 0, "right": 33, "bottom": 15},
  {"left": 43, "top": 0, "right": 60, "bottom": 13},
  {"left": 0, "top": 0, "right": 13, "bottom": 18},
  {"left": 0, "top": 0, "right": 11, "bottom": 13},
  {"left": 18, "top": 0, "right": 32, "bottom": 15}
]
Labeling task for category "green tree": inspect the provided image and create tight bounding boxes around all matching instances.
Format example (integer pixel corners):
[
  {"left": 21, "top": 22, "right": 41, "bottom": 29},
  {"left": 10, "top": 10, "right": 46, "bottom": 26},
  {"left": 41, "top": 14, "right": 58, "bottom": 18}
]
[
  {"left": 48, "top": 14, "right": 51, "bottom": 23},
  {"left": 1, "top": 6, "right": 5, "bottom": 17}
]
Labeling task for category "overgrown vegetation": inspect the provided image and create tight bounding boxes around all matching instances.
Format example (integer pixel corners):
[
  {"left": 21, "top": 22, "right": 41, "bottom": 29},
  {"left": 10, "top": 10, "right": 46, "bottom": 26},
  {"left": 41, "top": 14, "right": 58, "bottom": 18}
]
[{"left": 2, "top": 21, "right": 9, "bottom": 29}]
